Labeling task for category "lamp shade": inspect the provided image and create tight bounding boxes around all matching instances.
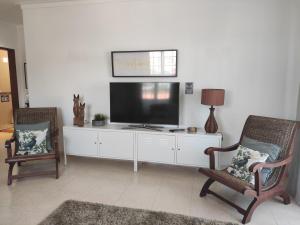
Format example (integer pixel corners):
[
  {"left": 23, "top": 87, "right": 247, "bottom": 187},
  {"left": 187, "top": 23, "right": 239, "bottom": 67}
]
[{"left": 201, "top": 89, "right": 225, "bottom": 106}]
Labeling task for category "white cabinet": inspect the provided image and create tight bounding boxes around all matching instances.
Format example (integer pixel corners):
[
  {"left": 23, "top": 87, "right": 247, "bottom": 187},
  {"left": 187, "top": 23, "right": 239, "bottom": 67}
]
[
  {"left": 63, "top": 128, "right": 98, "bottom": 157},
  {"left": 63, "top": 126, "right": 134, "bottom": 162},
  {"left": 137, "top": 133, "right": 176, "bottom": 164},
  {"left": 99, "top": 131, "right": 134, "bottom": 160},
  {"left": 63, "top": 125, "right": 222, "bottom": 171},
  {"left": 176, "top": 134, "right": 221, "bottom": 168}
]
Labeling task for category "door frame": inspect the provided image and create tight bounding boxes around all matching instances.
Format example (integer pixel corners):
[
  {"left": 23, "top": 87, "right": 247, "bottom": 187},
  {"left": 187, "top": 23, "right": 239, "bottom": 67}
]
[{"left": 0, "top": 47, "right": 19, "bottom": 114}]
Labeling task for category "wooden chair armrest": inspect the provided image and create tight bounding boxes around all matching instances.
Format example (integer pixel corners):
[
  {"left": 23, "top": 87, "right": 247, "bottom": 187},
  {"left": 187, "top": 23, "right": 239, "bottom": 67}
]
[
  {"left": 205, "top": 143, "right": 239, "bottom": 155},
  {"left": 204, "top": 143, "right": 239, "bottom": 169},
  {"left": 249, "top": 157, "right": 292, "bottom": 196},
  {"left": 249, "top": 157, "right": 293, "bottom": 173},
  {"left": 5, "top": 136, "right": 16, "bottom": 159},
  {"left": 5, "top": 136, "right": 15, "bottom": 149}
]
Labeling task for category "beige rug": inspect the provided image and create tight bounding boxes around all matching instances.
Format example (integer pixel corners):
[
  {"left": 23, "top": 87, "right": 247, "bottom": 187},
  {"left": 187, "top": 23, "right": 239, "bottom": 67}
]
[{"left": 39, "top": 200, "right": 238, "bottom": 225}]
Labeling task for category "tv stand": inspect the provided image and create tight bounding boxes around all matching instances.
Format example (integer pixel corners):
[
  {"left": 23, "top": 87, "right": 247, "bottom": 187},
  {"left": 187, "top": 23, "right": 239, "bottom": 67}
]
[
  {"left": 63, "top": 124, "right": 222, "bottom": 172},
  {"left": 127, "top": 124, "right": 163, "bottom": 131}
]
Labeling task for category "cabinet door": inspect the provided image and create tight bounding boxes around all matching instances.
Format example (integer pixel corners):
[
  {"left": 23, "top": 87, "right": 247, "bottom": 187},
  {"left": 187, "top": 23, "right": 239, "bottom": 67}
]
[
  {"left": 176, "top": 135, "right": 221, "bottom": 168},
  {"left": 99, "top": 131, "right": 134, "bottom": 160},
  {"left": 137, "top": 133, "right": 176, "bottom": 164},
  {"left": 63, "top": 128, "right": 98, "bottom": 157}
]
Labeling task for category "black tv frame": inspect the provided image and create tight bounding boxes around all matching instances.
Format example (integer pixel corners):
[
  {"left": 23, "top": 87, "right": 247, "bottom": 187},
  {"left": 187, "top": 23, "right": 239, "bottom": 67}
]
[{"left": 109, "top": 82, "right": 180, "bottom": 130}]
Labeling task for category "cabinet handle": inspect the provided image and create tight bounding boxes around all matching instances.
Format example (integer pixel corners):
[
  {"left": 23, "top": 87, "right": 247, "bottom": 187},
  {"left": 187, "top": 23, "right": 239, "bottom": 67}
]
[
  {"left": 171, "top": 148, "right": 175, "bottom": 151},
  {"left": 178, "top": 148, "right": 181, "bottom": 151},
  {"left": 94, "top": 142, "right": 97, "bottom": 144}
]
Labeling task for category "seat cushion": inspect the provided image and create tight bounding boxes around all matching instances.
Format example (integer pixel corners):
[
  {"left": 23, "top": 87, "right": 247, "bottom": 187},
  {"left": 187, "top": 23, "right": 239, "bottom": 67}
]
[
  {"left": 241, "top": 136, "right": 281, "bottom": 183},
  {"left": 227, "top": 145, "right": 269, "bottom": 185},
  {"left": 15, "top": 121, "right": 52, "bottom": 150},
  {"left": 15, "top": 128, "right": 49, "bottom": 155}
]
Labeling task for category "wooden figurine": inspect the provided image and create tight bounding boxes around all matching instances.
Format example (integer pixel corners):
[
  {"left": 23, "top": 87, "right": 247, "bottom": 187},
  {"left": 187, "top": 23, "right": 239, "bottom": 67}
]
[
  {"left": 77, "top": 103, "right": 85, "bottom": 127},
  {"left": 73, "top": 94, "right": 80, "bottom": 125},
  {"left": 73, "top": 94, "right": 85, "bottom": 127}
]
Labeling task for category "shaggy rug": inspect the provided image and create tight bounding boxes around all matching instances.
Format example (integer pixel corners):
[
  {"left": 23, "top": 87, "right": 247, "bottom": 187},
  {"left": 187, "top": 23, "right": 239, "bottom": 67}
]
[{"left": 39, "top": 200, "right": 238, "bottom": 225}]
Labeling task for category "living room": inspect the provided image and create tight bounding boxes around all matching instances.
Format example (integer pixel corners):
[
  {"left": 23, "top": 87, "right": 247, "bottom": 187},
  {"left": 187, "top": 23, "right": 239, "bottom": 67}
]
[{"left": 0, "top": 0, "right": 299, "bottom": 225}]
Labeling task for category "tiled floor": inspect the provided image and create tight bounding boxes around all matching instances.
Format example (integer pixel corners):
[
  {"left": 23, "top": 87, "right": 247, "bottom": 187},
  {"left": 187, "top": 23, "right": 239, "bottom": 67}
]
[{"left": 0, "top": 133, "right": 299, "bottom": 225}]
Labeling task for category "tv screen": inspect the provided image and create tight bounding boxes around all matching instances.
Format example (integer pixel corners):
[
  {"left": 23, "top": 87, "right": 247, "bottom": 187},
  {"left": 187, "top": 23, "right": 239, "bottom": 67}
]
[{"left": 110, "top": 82, "right": 179, "bottom": 125}]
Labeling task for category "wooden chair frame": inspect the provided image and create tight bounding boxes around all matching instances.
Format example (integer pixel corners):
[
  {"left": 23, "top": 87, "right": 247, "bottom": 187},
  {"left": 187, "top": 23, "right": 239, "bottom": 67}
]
[
  {"left": 199, "top": 115, "right": 297, "bottom": 224},
  {"left": 4, "top": 108, "right": 60, "bottom": 185}
]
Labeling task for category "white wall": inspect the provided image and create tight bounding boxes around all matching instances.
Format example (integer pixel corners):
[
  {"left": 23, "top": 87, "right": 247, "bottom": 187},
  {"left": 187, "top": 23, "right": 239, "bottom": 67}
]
[
  {"left": 286, "top": 0, "right": 300, "bottom": 120},
  {"left": 22, "top": 0, "right": 293, "bottom": 149},
  {"left": 0, "top": 20, "right": 26, "bottom": 107}
]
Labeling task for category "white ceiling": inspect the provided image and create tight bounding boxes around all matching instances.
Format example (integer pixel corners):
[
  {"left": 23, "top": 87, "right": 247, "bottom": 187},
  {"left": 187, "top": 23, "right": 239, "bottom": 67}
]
[{"left": 0, "top": 0, "right": 81, "bottom": 24}]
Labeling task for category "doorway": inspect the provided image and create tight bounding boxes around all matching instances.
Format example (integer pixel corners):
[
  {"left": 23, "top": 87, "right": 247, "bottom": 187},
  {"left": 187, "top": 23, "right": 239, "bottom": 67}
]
[{"left": 0, "top": 47, "right": 19, "bottom": 133}]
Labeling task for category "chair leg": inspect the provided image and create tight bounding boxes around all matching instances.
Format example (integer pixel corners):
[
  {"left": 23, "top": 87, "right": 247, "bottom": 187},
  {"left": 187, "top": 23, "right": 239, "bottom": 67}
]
[
  {"left": 200, "top": 178, "right": 215, "bottom": 197},
  {"left": 279, "top": 191, "right": 291, "bottom": 205},
  {"left": 55, "top": 159, "right": 59, "bottom": 179},
  {"left": 7, "top": 162, "right": 16, "bottom": 185},
  {"left": 242, "top": 198, "right": 261, "bottom": 224}
]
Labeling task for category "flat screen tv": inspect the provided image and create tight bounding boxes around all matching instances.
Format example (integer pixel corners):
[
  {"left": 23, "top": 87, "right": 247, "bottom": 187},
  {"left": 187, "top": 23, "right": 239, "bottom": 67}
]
[{"left": 110, "top": 82, "right": 179, "bottom": 125}]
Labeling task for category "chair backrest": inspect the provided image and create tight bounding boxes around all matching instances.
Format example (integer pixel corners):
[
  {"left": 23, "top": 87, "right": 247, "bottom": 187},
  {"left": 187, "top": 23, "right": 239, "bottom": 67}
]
[
  {"left": 240, "top": 115, "right": 297, "bottom": 188},
  {"left": 15, "top": 107, "right": 58, "bottom": 147},
  {"left": 240, "top": 115, "right": 297, "bottom": 159}
]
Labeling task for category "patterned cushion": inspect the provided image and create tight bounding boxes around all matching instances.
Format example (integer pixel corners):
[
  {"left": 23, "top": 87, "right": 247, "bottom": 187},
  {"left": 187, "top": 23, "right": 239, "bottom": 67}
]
[
  {"left": 241, "top": 136, "right": 281, "bottom": 161},
  {"left": 241, "top": 136, "right": 281, "bottom": 184},
  {"left": 227, "top": 145, "right": 269, "bottom": 185},
  {"left": 16, "top": 129, "right": 49, "bottom": 155},
  {"left": 15, "top": 121, "right": 52, "bottom": 150}
]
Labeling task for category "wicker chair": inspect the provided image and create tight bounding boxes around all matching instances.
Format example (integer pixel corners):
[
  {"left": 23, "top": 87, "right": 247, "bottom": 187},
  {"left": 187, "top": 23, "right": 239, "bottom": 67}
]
[
  {"left": 4, "top": 108, "right": 60, "bottom": 185},
  {"left": 199, "top": 115, "right": 297, "bottom": 224}
]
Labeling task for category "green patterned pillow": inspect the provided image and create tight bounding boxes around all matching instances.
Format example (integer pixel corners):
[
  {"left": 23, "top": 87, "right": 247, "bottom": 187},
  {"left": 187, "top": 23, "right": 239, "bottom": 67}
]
[
  {"left": 15, "top": 121, "right": 52, "bottom": 150},
  {"left": 227, "top": 145, "right": 269, "bottom": 185},
  {"left": 241, "top": 136, "right": 281, "bottom": 184},
  {"left": 16, "top": 129, "right": 49, "bottom": 155}
]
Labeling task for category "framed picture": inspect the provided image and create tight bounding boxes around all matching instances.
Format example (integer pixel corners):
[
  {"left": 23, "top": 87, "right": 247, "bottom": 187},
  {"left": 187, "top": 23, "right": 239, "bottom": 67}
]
[
  {"left": 1, "top": 95, "right": 9, "bottom": 102},
  {"left": 111, "top": 49, "right": 178, "bottom": 77}
]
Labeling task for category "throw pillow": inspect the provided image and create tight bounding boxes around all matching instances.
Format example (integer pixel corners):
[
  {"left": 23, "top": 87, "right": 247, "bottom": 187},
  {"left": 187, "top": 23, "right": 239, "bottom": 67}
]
[
  {"left": 241, "top": 136, "right": 281, "bottom": 184},
  {"left": 227, "top": 145, "right": 269, "bottom": 185},
  {"left": 15, "top": 121, "right": 52, "bottom": 150},
  {"left": 16, "top": 129, "right": 49, "bottom": 155}
]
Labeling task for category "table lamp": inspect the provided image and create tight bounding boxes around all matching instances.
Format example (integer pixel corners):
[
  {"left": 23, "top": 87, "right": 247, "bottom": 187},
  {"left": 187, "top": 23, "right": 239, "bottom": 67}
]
[{"left": 201, "top": 89, "right": 225, "bottom": 133}]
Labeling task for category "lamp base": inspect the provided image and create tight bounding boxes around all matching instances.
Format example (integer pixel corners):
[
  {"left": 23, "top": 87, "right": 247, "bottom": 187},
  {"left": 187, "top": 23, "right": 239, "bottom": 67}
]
[{"left": 205, "top": 106, "right": 218, "bottom": 133}]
